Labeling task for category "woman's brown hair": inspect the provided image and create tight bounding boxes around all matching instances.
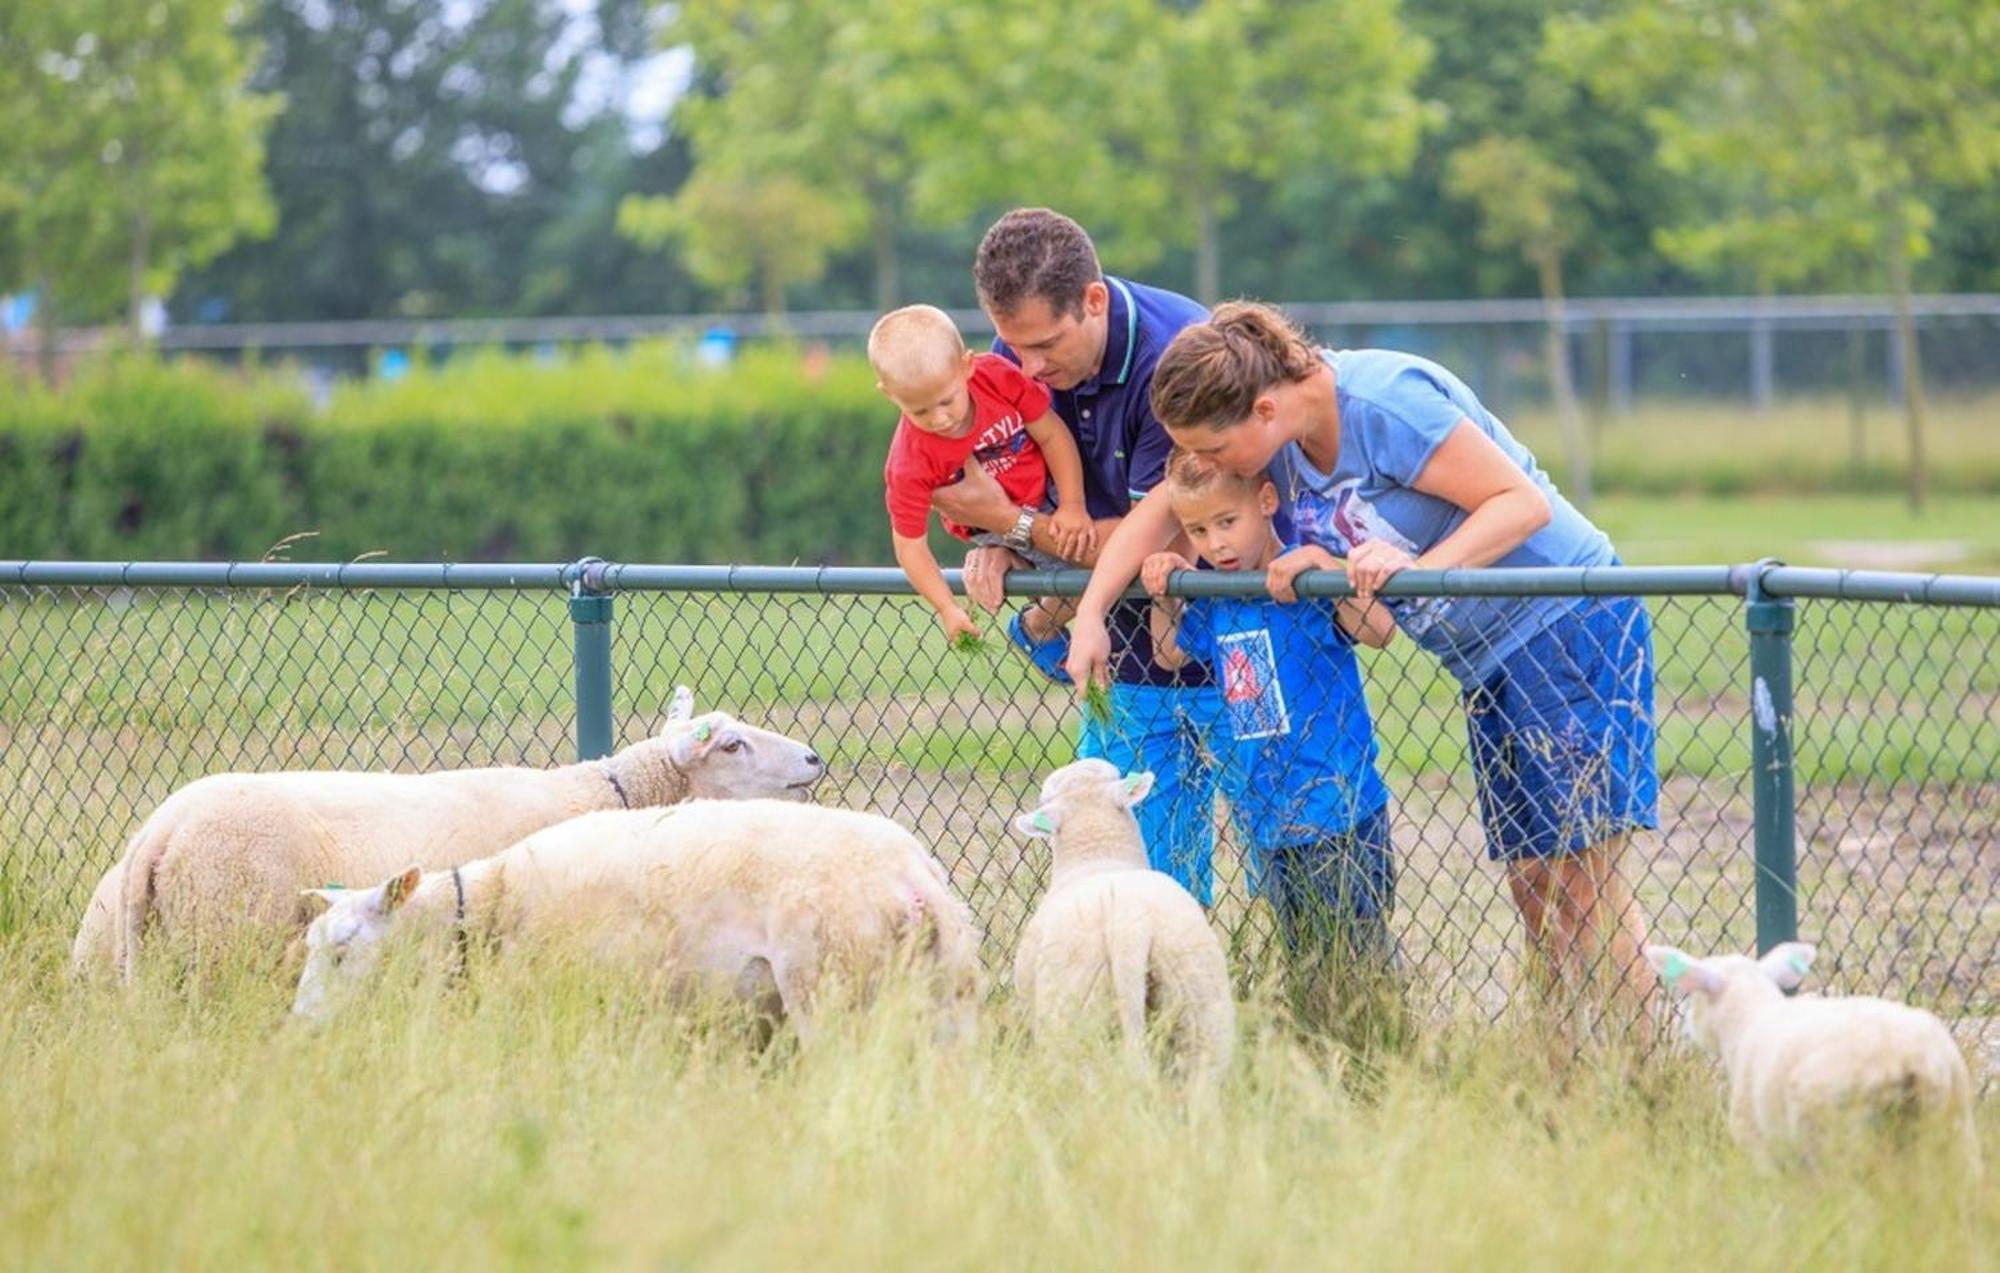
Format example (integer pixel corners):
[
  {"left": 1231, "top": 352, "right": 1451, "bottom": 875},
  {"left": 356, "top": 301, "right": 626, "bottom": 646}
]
[{"left": 1149, "top": 301, "right": 1320, "bottom": 432}]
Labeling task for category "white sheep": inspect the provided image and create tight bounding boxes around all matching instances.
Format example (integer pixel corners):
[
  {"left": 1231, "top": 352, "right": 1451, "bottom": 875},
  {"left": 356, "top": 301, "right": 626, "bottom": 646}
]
[
  {"left": 289, "top": 798, "right": 983, "bottom": 1040},
  {"left": 1648, "top": 941, "right": 1979, "bottom": 1169},
  {"left": 88, "top": 687, "right": 826, "bottom": 980},
  {"left": 1010, "top": 759, "right": 1235, "bottom": 1085}
]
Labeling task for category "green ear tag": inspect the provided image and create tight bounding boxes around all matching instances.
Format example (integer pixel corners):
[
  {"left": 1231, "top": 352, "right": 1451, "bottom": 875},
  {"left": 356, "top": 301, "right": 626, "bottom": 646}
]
[
  {"left": 1030, "top": 811, "right": 1055, "bottom": 833},
  {"left": 1787, "top": 951, "right": 1810, "bottom": 975},
  {"left": 693, "top": 720, "right": 712, "bottom": 742},
  {"left": 1662, "top": 952, "right": 1691, "bottom": 985},
  {"left": 322, "top": 882, "right": 344, "bottom": 890}
]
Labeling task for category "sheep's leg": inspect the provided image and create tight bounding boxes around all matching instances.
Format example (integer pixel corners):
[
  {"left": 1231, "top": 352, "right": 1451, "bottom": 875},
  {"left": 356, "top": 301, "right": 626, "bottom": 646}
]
[{"left": 772, "top": 953, "right": 820, "bottom": 1044}]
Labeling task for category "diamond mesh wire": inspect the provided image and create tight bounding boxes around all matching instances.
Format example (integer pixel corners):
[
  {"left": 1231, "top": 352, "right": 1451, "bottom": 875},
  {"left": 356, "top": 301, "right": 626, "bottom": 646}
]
[{"left": 1, "top": 571, "right": 1991, "bottom": 1077}]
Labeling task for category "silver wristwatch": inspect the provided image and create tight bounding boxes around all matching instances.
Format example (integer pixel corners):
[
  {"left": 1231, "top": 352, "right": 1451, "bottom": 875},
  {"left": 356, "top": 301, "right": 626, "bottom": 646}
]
[{"left": 1002, "top": 507, "right": 1037, "bottom": 553}]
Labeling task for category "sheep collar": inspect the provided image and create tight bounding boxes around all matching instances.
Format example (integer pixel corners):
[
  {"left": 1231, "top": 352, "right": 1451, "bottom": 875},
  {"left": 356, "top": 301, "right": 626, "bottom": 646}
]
[{"left": 601, "top": 763, "right": 632, "bottom": 809}]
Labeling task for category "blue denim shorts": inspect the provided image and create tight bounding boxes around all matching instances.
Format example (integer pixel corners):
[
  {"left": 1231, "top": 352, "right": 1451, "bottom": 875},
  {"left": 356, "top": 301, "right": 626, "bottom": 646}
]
[{"left": 1464, "top": 596, "right": 1660, "bottom": 861}]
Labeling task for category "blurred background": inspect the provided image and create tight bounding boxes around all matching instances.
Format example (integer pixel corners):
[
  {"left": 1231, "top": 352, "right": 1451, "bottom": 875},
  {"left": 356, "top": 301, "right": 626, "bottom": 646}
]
[{"left": 2, "top": 0, "right": 1995, "bottom": 567}]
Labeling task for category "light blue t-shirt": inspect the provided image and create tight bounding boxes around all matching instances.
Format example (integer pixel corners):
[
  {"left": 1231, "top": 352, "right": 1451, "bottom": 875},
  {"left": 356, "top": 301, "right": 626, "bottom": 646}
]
[
  {"left": 1176, "top": 586, "right": 1390, "bottom": 850},
  {"left": 1265, "top": 348, "right": 1615, "bottom": 686}
]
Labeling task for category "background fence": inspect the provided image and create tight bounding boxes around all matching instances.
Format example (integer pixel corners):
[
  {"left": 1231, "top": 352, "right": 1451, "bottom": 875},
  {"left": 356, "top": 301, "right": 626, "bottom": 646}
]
[
  {"left": 18, "top": 294, "right": 2000, "bottom": 410},
  {"left": 1, "top": 559, "right": 1993, "bottom": 1067}
]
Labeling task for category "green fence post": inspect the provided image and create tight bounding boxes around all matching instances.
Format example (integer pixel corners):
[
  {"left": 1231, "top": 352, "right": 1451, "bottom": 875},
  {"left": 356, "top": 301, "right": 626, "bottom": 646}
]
[
  {"left": 570, "top": 557, "right": 615, "bottom": 761},
  {"left": 1744, "top": 560, "right": 1797, "bottom": 953}
]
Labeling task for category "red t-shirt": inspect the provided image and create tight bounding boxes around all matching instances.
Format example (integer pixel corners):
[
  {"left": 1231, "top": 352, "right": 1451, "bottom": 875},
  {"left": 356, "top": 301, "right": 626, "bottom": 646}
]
[{"left": 882, "top": 353, "right": 1055, "bottom": 541}]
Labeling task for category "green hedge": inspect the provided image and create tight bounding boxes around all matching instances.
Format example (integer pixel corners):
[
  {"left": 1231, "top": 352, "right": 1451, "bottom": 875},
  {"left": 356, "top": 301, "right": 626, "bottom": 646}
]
[
  {"left": 2, "top": 348, "right": 1996, "bottom": 564},
  {"left": 0, "top": 347, "right": 901, "bottom": 564}
]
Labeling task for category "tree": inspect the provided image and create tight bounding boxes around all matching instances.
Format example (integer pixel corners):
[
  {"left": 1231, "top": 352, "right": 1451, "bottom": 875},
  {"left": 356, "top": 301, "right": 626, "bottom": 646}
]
[
  {"left": 179, "top": 0, "right": 696, "bottom": 324},
  {"left": 618, "top": 170, "right": 859, "bottom": 319},
  {"left": 1446, "top": 136, "right": 1593, "bottom": 509},
  {"left": 0, "top": 0, "right": 278, "bottom": 343},
  {"left": 1551, "top": 0, "right": 2000, "bottom": 510}
]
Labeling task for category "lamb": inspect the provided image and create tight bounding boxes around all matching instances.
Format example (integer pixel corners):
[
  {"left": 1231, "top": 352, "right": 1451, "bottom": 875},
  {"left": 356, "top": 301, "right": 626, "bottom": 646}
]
[
  {"left": 1648, "top": 941, "right": 1979, "bottom": 1169},
  {"left": 1010, "top": 758, "right": 1235, "bottom": 1086},
  {"left": 87, "top": 686, "right": 826, "bottom": 980},
  {"left": 289, "top": 798, "right": 984, "bottom": 1040}
]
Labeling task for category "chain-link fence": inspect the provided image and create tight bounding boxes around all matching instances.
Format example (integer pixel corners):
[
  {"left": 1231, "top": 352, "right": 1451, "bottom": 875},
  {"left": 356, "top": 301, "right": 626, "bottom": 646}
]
[{"left": 1, "top": 559, "right": 1993, "bottom": 1070}]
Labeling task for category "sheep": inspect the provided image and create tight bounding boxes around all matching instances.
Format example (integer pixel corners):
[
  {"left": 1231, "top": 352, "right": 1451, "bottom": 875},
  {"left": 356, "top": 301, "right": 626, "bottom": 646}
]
[
  {"left": 69, "top": 858, "right": 127, "bottom": 978},
  {"left": 288, "top": 798, "right": 984, "bottom": 1040},
  {"left": 90, "top": 686, "right": 826, "bottom": 980},
  {"left": 1648, "top": 941, "right": 1979, "bottom": 1170},
  {"left": 1010, "top": 758, "right": 1235, "bottom": 1086}
]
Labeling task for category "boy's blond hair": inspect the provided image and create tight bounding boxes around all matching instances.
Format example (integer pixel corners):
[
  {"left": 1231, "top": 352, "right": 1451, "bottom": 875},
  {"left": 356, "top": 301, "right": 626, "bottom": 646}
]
[
  {"left": 867, "top": 304, "right": 967, "bottom": 389},
  {"left": 1164, "top": 447, "right": 1269, "bottom": 504}
]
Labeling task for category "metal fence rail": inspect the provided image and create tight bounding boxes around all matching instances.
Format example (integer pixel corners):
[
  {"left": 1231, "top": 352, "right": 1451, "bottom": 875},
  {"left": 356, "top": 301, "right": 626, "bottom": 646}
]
[{"left": 1, "top": 559, "right": 1993, "bottom": 1068}]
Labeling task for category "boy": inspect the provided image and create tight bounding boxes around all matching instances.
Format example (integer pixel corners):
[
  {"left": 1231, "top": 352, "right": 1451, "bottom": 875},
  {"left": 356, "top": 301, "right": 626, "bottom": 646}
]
[
  {"left": 873, "top": 304, "right": 1097, "bottom": 645},
  {"left": 1143, "top": 449, "right": 1400, "bottom": 1008}
]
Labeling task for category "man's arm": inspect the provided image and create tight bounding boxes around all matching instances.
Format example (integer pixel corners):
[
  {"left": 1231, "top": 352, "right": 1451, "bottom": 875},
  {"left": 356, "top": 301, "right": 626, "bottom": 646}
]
[{"left": 933, "top": 461, "right": 1116, "bottom": 563}]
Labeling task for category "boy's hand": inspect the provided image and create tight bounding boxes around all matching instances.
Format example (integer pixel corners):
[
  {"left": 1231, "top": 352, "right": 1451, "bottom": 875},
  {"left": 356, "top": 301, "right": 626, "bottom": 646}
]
[
  {"left": 1140, "top": 551, "right": 1195, "bottom": 597},
  {"left": 939, "top": 606, "right": 981, "bottom": 644},
  {"left": 1266, "top": 544, "right": 1342, "bottom": 604},
  {"left": 1049, "top": 503, "right": 1096, "bottom": 562}
]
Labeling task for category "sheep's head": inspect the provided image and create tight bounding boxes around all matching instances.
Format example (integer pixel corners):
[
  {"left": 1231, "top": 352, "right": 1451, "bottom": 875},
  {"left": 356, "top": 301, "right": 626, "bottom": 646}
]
[
  {"left": 1014, "top": 758, "right": 1155, "bottom": 852},
  {"left": 291, "top": 866, "right": 424, "bottom": 1023},
  {"left": 656, "top": 687, "right": 825, "bottom": 802},
  {"left": 1645, "top": 941, "right": 1815, "bottom": 1050}
]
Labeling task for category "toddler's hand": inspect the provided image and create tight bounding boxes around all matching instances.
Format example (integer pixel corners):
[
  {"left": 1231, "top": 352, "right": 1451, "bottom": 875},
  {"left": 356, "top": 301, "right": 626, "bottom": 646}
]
[
  {"left": 939, "top": 606, "right": 981, "bottom": 645},
  {"left": 1141, "top": 551, "right": 1195, "bottom": 597},
  {"left": 1266, "top": 545, "right": 1341, "bottom": 604},
  {"left": 1050, "top": 504, "right": 1096, "bottom": 562}
]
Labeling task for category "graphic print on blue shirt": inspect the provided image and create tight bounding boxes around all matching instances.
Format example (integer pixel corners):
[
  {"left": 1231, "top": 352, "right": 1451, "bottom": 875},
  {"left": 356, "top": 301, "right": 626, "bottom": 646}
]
[
  {"left": 1264, "top": 347, "right": 1617, "bottom": 686},
  {"left": 1176, "top": 587, "right": 1389, "bottom": 848},
  {"left": 1217, "top": 629, "right": 1289, "bottom": 740}
]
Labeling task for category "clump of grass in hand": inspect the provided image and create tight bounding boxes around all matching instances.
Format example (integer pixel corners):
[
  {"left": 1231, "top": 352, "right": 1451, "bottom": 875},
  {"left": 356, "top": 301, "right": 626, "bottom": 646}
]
[
  {"left": 1083, "top": 680, "right": 1113, "bottom": 726},
  {"left": 951, "top": 631, "right": 989, "bottom": 655}
]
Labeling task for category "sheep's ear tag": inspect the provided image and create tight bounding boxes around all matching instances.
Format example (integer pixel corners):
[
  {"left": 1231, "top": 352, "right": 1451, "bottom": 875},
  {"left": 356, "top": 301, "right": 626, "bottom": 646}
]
[
  {"left": 1662, "top": 952, "right": 1691, "bottom": 986},
  {"left": 693, "top": 720, "right": 712, "bottom": 742},
  {"left": 1028, "top": 810, "right": 1055, "bottom": 834},
  {"left": 1786, "top": 951, "right": 1811, "bottom": 976},
  {"left": 322, "top": 882, "right": 344, "bottom": 890}
]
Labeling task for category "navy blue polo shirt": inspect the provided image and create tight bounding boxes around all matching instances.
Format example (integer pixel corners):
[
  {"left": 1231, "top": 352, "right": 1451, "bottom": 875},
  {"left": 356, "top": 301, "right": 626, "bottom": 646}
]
[{"left": 994, "top": 276, "right": 1211, "bottom": 688}]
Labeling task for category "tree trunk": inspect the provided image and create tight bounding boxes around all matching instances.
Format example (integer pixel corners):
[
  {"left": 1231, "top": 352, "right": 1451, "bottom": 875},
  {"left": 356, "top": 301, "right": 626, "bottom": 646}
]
[
  {"left": 128, "top": 205, "right": 153, "bottom": 344},
  {"left": 1195, "top": 192, "right": 1221, "bottom": 305},
  {"left": 1535, "top": 249, "right": 1593, "bottom": 512},
  {"left": 871, "top": 196, "right": 901, "bottom": 312},
  {"left": 760, "top": 258, "right": 787, "bottom": 325},
  {"left": 1883, "top": 208, "right": 1928, "bottom": 512},
  {"left": 1845, "top": 321, "right": 1867, "bottom": 477},
  {"left": 34, "top": 275, "right": 59, "bottom": 383}
]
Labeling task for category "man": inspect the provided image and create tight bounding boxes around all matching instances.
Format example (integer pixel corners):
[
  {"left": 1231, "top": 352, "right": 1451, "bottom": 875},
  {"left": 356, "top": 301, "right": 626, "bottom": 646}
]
[{"left": 933, "top": 208, "right": 1226, "bottom": 901}]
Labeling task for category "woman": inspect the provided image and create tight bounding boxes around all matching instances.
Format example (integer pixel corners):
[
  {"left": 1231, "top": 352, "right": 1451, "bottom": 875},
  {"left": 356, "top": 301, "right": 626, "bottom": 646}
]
[{"left": 1065, "top": 302, "right": 1660, "bottom": 1031}]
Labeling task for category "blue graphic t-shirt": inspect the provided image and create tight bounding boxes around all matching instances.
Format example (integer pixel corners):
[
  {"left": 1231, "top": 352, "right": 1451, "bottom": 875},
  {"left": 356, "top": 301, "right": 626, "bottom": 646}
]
[
  {"left": 1175, "top": 587, "right": 1390, "bottom": 849},
  {"left": 1265, "top": 348, "right": 1616, "bottom": 686}
]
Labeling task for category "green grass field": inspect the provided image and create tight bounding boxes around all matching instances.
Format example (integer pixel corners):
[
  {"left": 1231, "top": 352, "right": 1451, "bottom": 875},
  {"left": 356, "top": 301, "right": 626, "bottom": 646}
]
[
  {"left": 0, "top": 932, "right": 1993, "bottom": 1272},
  {"left": 0, "top": 488, "right": 1994, "bottom": 1269}
]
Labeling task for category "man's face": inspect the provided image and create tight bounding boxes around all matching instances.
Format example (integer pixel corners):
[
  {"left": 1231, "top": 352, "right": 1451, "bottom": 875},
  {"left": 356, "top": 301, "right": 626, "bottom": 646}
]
[{"left": 989, "top": 282, "right": 1111, "bottom": 391}]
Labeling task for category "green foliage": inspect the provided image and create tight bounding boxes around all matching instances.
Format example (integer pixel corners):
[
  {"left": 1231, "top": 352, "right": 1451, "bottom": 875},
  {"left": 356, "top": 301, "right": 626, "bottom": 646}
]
[
  {"left": 619, "top": 172, "right": 862, "bottom": 318},
  {"left": 0, "top": 0, "right": 278, "bottom": 329}
]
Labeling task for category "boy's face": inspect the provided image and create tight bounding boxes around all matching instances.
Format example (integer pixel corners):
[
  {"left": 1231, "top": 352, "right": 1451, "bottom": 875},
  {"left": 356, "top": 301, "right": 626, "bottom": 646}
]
[
  {"left": 881, "top": 352, "right": 977, "bottom": 438},
  {"left": 1169, "top": 480, "right": 1280, "bottom": 573}
]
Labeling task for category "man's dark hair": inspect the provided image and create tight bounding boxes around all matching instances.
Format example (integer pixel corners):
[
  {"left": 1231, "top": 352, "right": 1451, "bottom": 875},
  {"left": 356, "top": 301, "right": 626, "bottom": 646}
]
[{"left": 974, "top": 208, "right": 1103, "bottom": 320}]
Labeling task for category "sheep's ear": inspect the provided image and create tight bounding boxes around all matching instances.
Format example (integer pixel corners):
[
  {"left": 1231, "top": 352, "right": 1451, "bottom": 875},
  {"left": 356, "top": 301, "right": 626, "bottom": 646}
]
[
  {"left": 378, "top": 866, "right": 424, "bottom": 914},
  {"left": 1646, "top": 945, "right": 1724, "bottom": 997},
  {"left": 1014, "top": 808, "right": 1059, "bottom": 839},
  {"left": 1117, "top": 771, "right": 1156, "bottom": 806},
  {"left": 300, "top": 888, "right": 342, "bottom": 916},
  {"left": 668, "top": 715, "right": 721, "bottom": 765},
  {"left": 1759, "top": 942, "right": 1815, "bottom": 990},
  {"left": 667, "top": 685, "right": 696, "bottom": 724}
]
